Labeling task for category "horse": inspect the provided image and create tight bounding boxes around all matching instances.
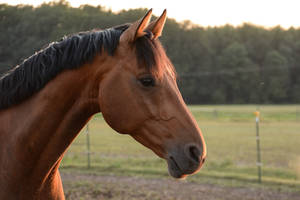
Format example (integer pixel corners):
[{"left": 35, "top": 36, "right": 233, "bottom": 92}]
[{"left": 0, "top": 9, "right": 206, "bottom": 199}]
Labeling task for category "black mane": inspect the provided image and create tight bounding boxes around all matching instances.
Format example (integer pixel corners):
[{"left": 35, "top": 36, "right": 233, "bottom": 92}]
[
  {"left": 0, "top": 23, "right": 168, "bottom": 110},
  {"left": 0, "top": 25, "right": 129, "bottom": 110}
]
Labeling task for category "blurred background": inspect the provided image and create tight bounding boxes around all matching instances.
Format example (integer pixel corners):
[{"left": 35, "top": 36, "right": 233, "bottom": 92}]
[{"left": 0, "top": 0, "right": 300, "bottom": 199}]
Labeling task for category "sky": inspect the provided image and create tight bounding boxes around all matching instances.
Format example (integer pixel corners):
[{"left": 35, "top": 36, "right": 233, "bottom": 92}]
[{"left": 2, "top": 0, "right": 300, "bottom": 28}]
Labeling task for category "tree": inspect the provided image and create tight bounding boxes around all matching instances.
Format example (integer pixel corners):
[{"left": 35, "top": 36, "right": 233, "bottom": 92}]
[
  {"left": 215, "top": 42, "right": 259, "bottom": 103},
  {"left": 261, "top": 50, "right": 289, "bottom": 103}
]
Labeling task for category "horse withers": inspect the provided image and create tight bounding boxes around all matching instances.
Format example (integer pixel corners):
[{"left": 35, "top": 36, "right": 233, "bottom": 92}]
[{"left": 0, "top": 9, "right": 206, "bottom": 199}]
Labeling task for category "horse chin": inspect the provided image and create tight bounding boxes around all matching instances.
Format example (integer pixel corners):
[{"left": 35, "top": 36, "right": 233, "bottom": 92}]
[{"left": 167, "top": 157, "right": 187, "bottom": 179}]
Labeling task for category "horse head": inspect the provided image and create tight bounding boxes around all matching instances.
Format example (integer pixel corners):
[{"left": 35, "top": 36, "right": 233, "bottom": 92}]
[{"left": 98, "top": 10, "right": 206, "bottom": 178}]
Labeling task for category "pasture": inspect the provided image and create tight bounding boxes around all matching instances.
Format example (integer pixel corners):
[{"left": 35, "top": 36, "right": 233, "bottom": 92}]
[{"left": 60, "top": 105, "right": 300, "bottom": 199}]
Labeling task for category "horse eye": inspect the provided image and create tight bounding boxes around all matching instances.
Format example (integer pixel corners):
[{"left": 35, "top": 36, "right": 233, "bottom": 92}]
[{"left": 139, "top": 77, "right": 155, "bottom": 87}]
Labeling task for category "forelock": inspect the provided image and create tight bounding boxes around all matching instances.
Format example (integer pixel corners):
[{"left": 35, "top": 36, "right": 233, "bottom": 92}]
[{"left": 135, "top": 35, "right": 176, "bottom": 79}]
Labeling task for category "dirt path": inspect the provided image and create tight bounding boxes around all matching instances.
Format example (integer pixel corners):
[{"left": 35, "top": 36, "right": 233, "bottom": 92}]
[{"left": 61, "top": 172, "right": 300, "bottom": 200}]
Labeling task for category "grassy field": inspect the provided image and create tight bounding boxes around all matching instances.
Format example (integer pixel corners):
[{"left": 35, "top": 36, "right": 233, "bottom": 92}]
[{"left": 60, "top": 105, "right": 300, "bottom": 194}]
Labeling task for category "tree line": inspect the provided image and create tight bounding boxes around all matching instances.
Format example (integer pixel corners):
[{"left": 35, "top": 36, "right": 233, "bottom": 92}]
[{"left": 1, "top": 1, "right": 300, "bottom": 104}]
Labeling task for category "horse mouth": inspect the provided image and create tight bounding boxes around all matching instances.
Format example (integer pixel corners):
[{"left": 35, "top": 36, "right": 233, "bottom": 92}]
[{"left": 167, "top": 156, "right": 186, "bottom": 179}]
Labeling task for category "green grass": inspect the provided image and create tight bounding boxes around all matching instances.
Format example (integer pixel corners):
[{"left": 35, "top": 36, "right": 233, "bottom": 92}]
[{"left": 60, "top": 105, "right": 300, "bottom": 192}]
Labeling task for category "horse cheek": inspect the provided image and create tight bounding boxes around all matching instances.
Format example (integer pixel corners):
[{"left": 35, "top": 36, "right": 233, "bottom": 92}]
[{"left": 98, "top": 80, "right": 144, "bottom": 134}]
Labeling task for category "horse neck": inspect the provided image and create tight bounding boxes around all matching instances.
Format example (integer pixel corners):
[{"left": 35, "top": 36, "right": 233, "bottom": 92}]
[{"left": 0, "top": 55, "right": 108, "bottom": 196}]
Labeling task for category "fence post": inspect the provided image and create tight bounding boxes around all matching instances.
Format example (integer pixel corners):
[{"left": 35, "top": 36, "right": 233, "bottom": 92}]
[
  {"left": 86, "top": 123, "right": 91, "bottom": 168},
  {"left": 213, "top": 109, "right": 218, "bottom": 119},
  {"left": 254, "top": 110, "right": 262, "bottom": 183}
]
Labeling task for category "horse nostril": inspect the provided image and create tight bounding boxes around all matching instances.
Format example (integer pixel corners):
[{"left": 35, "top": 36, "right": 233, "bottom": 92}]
[{"left": 188, "top": 145, "right": 200, "bottom": 163}]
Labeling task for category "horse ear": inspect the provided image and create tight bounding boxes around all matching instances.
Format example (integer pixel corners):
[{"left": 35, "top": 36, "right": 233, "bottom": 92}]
[
  {"left": 146, "top": 9, "right": 167, "bottom": 39},
  {"left": 120, "top": 9, "right": 152, "bottom": 43}
]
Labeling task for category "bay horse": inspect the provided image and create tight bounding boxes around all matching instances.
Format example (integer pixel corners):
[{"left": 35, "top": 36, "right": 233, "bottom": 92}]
[{"left": 0, "top": 10, "right": 206, "bottom": 199}]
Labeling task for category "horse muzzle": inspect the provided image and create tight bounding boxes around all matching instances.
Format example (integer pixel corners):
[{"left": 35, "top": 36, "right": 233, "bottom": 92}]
[{"left": 166, "top": 143, "right": 206, "bottom": 178}]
